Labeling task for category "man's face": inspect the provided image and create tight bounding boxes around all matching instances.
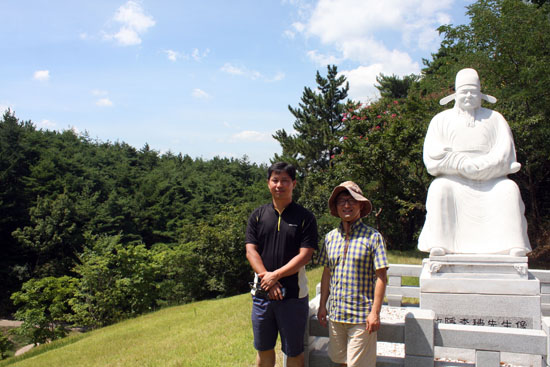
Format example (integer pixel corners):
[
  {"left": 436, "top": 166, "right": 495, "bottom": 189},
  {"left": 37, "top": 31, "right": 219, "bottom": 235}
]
[
  {"left": 267, "top": 171, "right": 296, "bottom": 201},
  {"left": 456, "top": 85, "right": 482, "bottom": 111},
  {"left": 335, "top": 192, "right": 363, "bottom": 223}
]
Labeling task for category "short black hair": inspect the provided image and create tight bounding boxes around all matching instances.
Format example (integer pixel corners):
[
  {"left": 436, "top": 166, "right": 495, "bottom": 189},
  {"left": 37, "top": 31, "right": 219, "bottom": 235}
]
[{"left": 267, "top": 162, "right": 296, "bottom": 180}]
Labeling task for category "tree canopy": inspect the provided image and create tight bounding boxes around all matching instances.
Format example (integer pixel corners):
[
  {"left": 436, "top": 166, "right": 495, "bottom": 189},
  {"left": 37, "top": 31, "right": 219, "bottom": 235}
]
[{"left": 0, "top": 109, "right": 269, "bottom": 319}]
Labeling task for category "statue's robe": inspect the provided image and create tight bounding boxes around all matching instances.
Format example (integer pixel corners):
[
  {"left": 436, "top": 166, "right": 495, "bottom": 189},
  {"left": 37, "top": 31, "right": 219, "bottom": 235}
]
[{"left": 418, "top": 107, "right": 531, "bottom": 254}]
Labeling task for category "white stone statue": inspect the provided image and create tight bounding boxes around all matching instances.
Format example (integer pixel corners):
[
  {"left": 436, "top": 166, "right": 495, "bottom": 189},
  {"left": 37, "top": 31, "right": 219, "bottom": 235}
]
[{"left": 418, "top": 68, "right": 531, "bottom": 257}]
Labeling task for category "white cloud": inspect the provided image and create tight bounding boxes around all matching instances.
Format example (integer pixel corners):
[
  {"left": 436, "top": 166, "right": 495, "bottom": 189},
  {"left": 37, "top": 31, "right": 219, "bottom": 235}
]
[
  {"left": 306, "top": 0, "right": 401, "bottom": 43},
  {"left": 221, "top": 63, "right": 246, "bottom": 76},
  {"left": 292, "top": 22, "right": 306, "bottom": 33},
  {"left": 37, "top": 119, "right": 57, "bottom": 129},
  {"left": 96, "top": 98, "right": 114, "bottom": 107},
  {"left": 92, "top": 90, "right": 113, "bottom": 106},
  {"left": 113, "top": 27, "right": 141, "bottom": 46},
  {"left": 301, "top": 0, "right": 450, "bottom": 66},
  {"left": 164, "top": 49, "right": 181, "bottom": 62},
  {"left": 162, "top": 48, "right": 209, "bottom": 62},
  {"left": 268, "top": 72, "right": 285, "bottom": 82},
  {"left": 230, "top": 130, "right": 274, "bottom": 143},
  {"left": 192, "top": 88, "right": 211, "bottom": 99},
  {"left": 0, "top": 103, "right": 12, "bottom": 114},
  {"left": 33, "top": 70, "right": 50, "bottom": 82},
  {"left": 306, "top": 50, "right": 342, "bottom": 66},
  {"left": 220, "top": 63, "right": 283, "bottom": 82},
  {"left": 114, "top": 1, "right": 155, "bottom": 32},
  {"left": 283, "top": 30, "right": 296, "bottom": 39},
  {"left": 104, "top": 1, "right": 155, "bottom": 46},
  {"left": 304, "top": 0, "right": 454, "bottom": 48},
  {"left": 192, "top": 48, "right": 210, "bottom": 61},
  {"left": 287, "top": 0, "right": 462, "bottom": 100},
  {"left": 339, "top": 65, "right": 383, "bottom": 102},
  {"left": 283, "top": 22, "right": 306, "bottom": 39},
  {"left": 70, "top": 126, "right": 81, "bottom": 135}
]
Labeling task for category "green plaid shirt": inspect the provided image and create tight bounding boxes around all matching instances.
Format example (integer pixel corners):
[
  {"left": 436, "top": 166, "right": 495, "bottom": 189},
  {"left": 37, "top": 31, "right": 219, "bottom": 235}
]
[{"left": 318, "top": 220, "right": 389, "bottom": 324}]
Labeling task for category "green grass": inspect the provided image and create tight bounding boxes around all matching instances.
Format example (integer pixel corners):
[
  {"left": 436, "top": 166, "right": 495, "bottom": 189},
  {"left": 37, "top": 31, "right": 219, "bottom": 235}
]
[
  {"left": 386, "top": 249, "right": 425, "bottom": 265},
  {"left": 1, "top": 295, "right": 258, "bottom": 367},
  {"left": 1, "top": 251, "right": 425, "bottom": 367}
]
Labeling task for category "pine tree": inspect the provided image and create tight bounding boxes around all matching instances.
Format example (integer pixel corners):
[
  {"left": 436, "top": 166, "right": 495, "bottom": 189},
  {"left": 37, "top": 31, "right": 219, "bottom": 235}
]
[{"left": 273, "top": 65, "right": 349, "bottom": 174}]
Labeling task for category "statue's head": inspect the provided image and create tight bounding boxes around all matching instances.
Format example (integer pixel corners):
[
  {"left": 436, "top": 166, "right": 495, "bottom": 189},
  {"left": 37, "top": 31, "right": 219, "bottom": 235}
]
[
  {"left": 439, "top": 68, "right": 497, "bottom": 107},
  {"left": 455, "top": 69, "right": 482, "bottom": 111}
]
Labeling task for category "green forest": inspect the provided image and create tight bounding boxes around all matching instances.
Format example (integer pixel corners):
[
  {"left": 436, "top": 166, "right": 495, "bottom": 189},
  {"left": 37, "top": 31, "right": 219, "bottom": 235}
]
[{"left": 1, "top": 0, "right": 550, "bottom": 351}]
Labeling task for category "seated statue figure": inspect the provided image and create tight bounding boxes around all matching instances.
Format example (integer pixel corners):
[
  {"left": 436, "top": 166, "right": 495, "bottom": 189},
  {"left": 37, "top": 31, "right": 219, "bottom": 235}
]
[{"left": 418, "top": 68, "right": 531, "bottom": 257}]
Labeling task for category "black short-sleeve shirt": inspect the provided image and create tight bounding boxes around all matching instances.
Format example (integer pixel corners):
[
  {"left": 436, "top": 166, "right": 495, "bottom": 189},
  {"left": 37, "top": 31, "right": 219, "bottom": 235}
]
[{"left": 246, "top": 201, "right": 318, "bottom": 298}]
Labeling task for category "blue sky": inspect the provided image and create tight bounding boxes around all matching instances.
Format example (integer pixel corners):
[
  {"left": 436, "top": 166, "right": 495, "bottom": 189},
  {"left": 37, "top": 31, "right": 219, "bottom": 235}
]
[{"left": 0, "top": 0, "right": 474, "bottom": 164}]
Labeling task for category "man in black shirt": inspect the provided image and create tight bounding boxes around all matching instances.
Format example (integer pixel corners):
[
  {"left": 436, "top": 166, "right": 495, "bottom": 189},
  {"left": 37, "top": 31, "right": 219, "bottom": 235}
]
[{"left": 246, "top": 162, "right": 318, "bottom": 367}]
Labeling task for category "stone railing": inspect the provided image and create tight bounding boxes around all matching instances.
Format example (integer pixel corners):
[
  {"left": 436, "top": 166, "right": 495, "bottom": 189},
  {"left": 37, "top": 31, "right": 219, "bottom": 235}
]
[
  {"left": 293, "top": 264, "right": 550, "bottom": 367},
  {"left": 385, "top": 264, "right": 550, "bottom": 316},
  {"left": 531, "top": 269, "right": 550, "bottom": 318},
  {"left": 386, "top": 264, "right": 422, "bottom": 307}
]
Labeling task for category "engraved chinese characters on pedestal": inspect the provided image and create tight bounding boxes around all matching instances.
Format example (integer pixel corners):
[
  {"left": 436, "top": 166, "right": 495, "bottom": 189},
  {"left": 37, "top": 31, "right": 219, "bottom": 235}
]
[{"left": 418, "top": 68, "right": 531, "bottom": 257}]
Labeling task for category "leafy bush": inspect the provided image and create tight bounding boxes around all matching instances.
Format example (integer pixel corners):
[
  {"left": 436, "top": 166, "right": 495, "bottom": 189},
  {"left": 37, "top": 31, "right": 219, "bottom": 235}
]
[
  {"left": 70, "top": 235, "right": 159, "bottom": 328},
  {"left": 11, "top": 276, "right": 77, "bottom": 345}
]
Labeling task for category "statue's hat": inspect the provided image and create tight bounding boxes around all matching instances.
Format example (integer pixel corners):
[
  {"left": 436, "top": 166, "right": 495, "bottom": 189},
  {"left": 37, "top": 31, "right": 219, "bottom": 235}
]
[{"left": 439, "top": 68, "right": 497, "bottom": 105}]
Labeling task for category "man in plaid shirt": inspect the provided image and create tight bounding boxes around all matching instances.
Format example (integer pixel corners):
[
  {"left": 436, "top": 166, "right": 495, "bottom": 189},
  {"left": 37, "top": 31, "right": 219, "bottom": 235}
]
[{"left": 317, "top": 181, "right": 389, "bottom": 367}]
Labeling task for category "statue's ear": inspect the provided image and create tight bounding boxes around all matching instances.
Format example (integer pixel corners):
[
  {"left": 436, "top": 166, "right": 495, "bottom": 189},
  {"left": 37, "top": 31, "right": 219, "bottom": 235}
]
[
  {"left": 482, "top": 94, "right": 497, "bottom": 104},
  {"left": 439, "top": 94, "right": 455, "bottom": 106}
]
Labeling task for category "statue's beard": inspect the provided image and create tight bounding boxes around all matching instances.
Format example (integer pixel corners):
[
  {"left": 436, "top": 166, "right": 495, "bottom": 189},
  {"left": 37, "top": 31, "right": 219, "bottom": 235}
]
[{"left": 456, "top": 107, "right": 477, "bottom": 127}]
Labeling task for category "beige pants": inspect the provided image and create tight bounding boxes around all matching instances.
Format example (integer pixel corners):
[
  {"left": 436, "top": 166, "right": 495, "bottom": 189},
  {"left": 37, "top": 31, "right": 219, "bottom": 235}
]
[{"left": 328, "top": 321, "right": 377, "bottom": 367}]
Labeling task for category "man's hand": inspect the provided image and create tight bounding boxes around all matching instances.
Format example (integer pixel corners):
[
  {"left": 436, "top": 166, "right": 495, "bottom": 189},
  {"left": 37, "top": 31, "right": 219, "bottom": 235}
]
[
  {"left": 365, "top": 311, "right": 381, "bottom": 334},
  {"left": 317, "top": 305, "right": 328, "bottom": 328},
  {"left": 267, "top": 282, "right": 284, "bottom": 300},
  {"left": 259, "top": 271, "right": 280, "bottom": 290}
]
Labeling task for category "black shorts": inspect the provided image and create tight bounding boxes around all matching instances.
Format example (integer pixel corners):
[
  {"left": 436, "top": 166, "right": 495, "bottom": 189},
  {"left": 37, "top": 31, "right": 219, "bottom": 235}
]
[{"left": 251, "top": 296, "right": 309, "bottom": 357}]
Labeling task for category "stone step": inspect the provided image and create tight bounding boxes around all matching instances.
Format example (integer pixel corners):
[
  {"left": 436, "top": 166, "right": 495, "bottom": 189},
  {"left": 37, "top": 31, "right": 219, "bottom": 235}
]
[
  {"left": 309, "top": 314, "right": 406, "bottom": 344},
  {"left": 308, "top": 336, "right": 404, "bottom": 367}
]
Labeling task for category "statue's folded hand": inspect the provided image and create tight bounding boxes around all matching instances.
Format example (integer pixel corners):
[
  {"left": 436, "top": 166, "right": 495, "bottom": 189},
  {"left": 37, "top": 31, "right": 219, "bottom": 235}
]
[{"left": 461, "top": 160, "right": 478, "bottom": 178}]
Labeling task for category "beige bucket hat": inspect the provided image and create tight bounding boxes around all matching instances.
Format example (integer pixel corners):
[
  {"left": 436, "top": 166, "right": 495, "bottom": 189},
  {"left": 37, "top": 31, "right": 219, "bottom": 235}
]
[{"left": 328, "top": 181, "right": 372, "bottom": 218}]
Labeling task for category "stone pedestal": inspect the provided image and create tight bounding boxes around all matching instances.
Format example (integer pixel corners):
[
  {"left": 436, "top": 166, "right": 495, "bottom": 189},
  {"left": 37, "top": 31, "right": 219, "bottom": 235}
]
[
  {"left": 420, "top": 254, "right": 543, "bottom": 366},
  {"left": 420, "top": 255, "right": 541, "bottom": 330}
]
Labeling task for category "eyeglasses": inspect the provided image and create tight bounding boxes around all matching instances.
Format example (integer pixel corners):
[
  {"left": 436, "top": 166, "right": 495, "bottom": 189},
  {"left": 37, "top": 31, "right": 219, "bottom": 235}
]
[{"left": 336, "top": 198, "right": 358, "bottom": 206}]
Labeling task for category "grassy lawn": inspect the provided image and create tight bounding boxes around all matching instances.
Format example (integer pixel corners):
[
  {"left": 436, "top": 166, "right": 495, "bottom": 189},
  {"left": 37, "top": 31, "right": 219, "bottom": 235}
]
[
  {"left": 2, "top": 295, "right": 258, "bottom": 367},
  {"left": 1, "top": 250, "right": 425, "bottom": 367}
]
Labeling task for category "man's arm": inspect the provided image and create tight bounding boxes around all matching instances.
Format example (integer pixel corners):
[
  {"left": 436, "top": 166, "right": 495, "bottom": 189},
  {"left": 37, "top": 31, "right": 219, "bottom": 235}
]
[
  {"left": 259, "top": 247, "right": 314, "bottom": 291},
  {"left": 366, "top": 267, "right": 388, "bottom": 333},
  {"left": 245, "top": 243, "right": 267, "bottom": 275},
  {"left": 317, "top": 266, "right": 331, "bottom": 327}
]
